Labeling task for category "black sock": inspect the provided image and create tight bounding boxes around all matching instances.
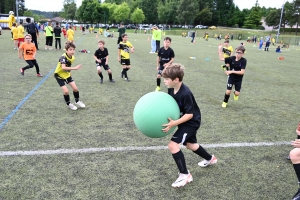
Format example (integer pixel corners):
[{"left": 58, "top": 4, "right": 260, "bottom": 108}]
[
  {"left": 108, "top": 73, "right": 112, "bottom": 80},
  {"left": 64, "top": 95, "right": 70, "bottom": 105},
  {"left": 193, "top": 146, "right": 212, "bottom": 160},
  {"left": 297, "top": 135, "right": 300, "bottom": 139},
  {"left": 223, "top": 93, "right": 230, "bottom": 103},
  {"left": 172, "top": 150, "right": 188, "bottom": 174},
  {"left": 98, "top": 72, "right": 103, "bottom": 79},
  {"left": 293, "top": 163, "right": 300, "bottom": 186},
  {"left": 157, "top": 78, "right": 161, "bottom": 87},
  {"left": 73, "top": 91, "right": 79, "bottom": 103},
  {"left": 122, "top": 69, "right": 127, "bottom": 78}
]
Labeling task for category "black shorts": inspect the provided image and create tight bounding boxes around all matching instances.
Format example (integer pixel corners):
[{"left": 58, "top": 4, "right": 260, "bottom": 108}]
[
  {"left": 120, "top": 59, "right": 130, "bottom": 66},
  {"left": 96, "top": 62, "right": 110, "bottom": 70},
  {"left": 54, "top": 74, "right": 74, "bottom": 87},
  {"left": 227, "top": 77, "right": 242, "bottom": 92},
  {"left": 171, "top": 126, "right": 199, "bottom": 146},
  {"left": 157, "top": 65, "right": 165, "bottom": 75}
]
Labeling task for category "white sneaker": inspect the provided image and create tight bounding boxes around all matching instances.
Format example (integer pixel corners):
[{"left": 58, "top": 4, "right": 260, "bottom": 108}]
[
  {"left": 75, "top": 101, "right": 85, "bottom": 108},
  {"left": 68, "top": 103, "right": 77, "bottom": 110},
  {"left": 198, "top": 155, "right": 217, "bottom": 168},
  {"left": 171, "top": 171, "right": 193, "bottom": 188}
]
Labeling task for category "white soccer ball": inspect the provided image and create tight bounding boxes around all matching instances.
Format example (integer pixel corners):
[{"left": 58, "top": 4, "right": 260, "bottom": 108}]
[{"left": 9, "top": 11, "right": 14, "bottom": 15}]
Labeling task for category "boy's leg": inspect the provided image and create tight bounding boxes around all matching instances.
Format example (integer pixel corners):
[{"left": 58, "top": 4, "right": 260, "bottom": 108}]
[
  {"left": 290, "top": 148, "right": 300, "bottom": 199},
  {"left": 222, "top": 78, "right": 233, "bottom": 107},
  {"left": 97, "top": 66, "right": 103, "bottom": 83},
  {"left": 32, "top": 60, "right": 41, "bottom": 75},
  {"left": 69, "top": 81, "right": 85, "bottom": 108},
  {"left": 58, "top": 38, "right": 61, "bottom": 49},
  {"left": 218, "top": 44, "right": 224, "bottom": 61},
  {"left": 156, "top": 65, "right": 164, "bottom": 91}
]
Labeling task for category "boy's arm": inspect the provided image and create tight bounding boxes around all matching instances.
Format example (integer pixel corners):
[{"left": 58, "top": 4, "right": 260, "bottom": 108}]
[
  {"left": 18, "top": 47, "right": 23, "bottom": 58},
  {"left": 118, "top": 49, "right": 121, "bottom": 62},
  {"left": 156, "top": 56, "right": 160, "bottom": 69},
  {"left": 62, "top": 63, "right": 82, "bottom": 71},
  {"left": 162, "top": 114, "right": 193, "bottom": 133},
  {"left": 94, "top": 55, "right": 100, "bottom": 62},
  {"left": 105, "top": 55, "right": 109, "bottom": 64}
]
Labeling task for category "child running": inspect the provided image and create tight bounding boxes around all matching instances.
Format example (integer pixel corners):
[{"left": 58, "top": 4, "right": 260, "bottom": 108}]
[
  {"left": 54, "top": 41, "right": 85, "bottom": 110},
  {"left": 161, "top": 63, "right": 217, "bottom": 188},
  {"left": 118, "top": 33, "right": 134, "bottom": 82},
  {"left": 19, "top": 34, "right": 42, "bottom": 77},
  {"left": 94, "top": 40, "right": 115, "bottom": 83},
  {"left": 155, "top": 37, "right": 175, "bottom": 91},
  {"left": 221, "top": 45, "right": 247, "bottom": 108},
  {"left": 218, "top": 40, "right": 233, "bottom": 70}
]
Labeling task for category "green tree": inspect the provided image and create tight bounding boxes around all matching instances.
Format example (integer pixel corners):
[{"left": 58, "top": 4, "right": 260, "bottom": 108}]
[
  {"left": 76, "top": 0, "right": 99, "bottom": 23},
  {"left": 62, "top": 0, "right": 77, "bottom": 22},
  {"left": 265, "top": 9, "right": 281, "bottom": 27},
  {"left": 177, "top": 0, "right": 199, "bottom": 25},
  {"left": 195, "top": 7, "right": 212, "bottom": 25},
  {"left": 157, "top": 0, "right": 178, "bottom": 24},
  {"left": 131, "top": 7, "right": 145, "bottom": 24},
  {"left": 138, "top": 0, "right": 159, "bottom": 24},
  {"left": 243, "top": 0, "right": 262, "bottom": 29},
  {"left": 113, "top": 2, "right": 130, "bottom": 23},
  {"left": 101, "top": 3, "right": 118, "bottom": 23}
]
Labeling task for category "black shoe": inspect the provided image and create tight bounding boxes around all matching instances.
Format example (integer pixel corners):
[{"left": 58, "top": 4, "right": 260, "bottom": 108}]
[
  {"left": 292, "top": 188, "right": 300, "bottom": 200},
  {"left": 287, "top": 155, "right": 291, "bottom": 160},
  {"left": 100, "top": 78, "right": 103, "bottom": 83},
  {"left": 110, "top": 79, "right": 115, "bottom": 83}
]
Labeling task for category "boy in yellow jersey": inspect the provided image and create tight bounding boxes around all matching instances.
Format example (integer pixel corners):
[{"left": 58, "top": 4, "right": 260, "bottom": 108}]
[
  {"left": 67, "top": 26, "right": 74, "bottom": 42},
  {"left": 54, "top": 41, "right": 85, "bottom": 110},
  {"left": 17, "top": 21, "right": 25, "bottom": 48},
  {"left": 12, "top": 23, "right": 19, "bottom": 49},
  {"left": 218, "top": 40, "right": 233, "bottom": 70},
  {"left": 118, "top": 33, "right": 134, "bottom": 82},
  {"left": 19, "top": 34, "right": 42, "bottom": 77}
]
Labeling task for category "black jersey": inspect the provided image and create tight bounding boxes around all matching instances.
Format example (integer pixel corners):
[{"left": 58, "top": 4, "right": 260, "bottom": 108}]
[
  {"left": 94, "top": 48, "right": 109, "bottom": 63},
  {"left": 168, "top": 83, "right": 201, "bottom": 128},
  {"left": 225, "top": 56, "right": 247, "bottom": 81},
  {"left": 158, "top": 47, "right": 175, "bottom": 65}
]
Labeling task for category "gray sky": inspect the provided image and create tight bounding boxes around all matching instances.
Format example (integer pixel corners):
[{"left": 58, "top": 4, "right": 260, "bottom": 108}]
[{"left": 24, "top": 0, "right": 286, "bottom": 12}]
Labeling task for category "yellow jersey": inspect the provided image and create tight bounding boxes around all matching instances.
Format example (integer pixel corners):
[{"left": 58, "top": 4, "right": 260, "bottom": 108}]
[
  {"left": 223, "top": 46, "right": 233, "bottom": 58},
  {"left": 67, "top": 29, "right": 74, "bottom": 41},
  {"left": 17, "top": 25, "right": 25, "bottom": 39},
  {"left": 12, "top": 26, "right": 19, "bottom": 39},
  {"left": 118, "top": 41, "right": 133, "bottom": 59},
  {"left": 54, "top": 53, "right": 75, "bottom": 79}
]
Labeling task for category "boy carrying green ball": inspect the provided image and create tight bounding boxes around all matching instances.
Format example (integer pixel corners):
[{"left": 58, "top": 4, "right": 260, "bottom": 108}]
[{"left": 161, "top": 63, "right": 217, "bottom": 188}]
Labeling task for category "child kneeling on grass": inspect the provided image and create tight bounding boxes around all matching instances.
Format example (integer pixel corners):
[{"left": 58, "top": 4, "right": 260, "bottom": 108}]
[{"left": 54, "top": 41, "right": 85, "bottom": 110}]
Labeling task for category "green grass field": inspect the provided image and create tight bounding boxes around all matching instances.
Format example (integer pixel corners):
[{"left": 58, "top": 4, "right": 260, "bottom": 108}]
[{"left": 0, "top": 29, "right": 299, "bottom": 199}]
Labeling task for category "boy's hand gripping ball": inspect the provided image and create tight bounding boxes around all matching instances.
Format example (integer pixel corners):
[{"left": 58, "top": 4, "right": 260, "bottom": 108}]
[{"left": 133, "top": 92, "right": 180, "bottom": 138}]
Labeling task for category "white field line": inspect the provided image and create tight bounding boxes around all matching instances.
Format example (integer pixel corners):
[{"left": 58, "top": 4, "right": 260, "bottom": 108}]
[{"left": 0, "top": 141, "right": 290, "bottom": 157}]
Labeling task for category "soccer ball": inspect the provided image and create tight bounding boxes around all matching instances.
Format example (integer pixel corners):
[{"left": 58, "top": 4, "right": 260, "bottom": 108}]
[{"left": 9, "top": 11, "right": 14, "bottom": 15}]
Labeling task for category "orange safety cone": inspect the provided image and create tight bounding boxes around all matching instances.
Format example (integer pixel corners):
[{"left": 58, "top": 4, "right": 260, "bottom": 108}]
[
  {"left": 96, "top": 34, "right": 98, "bottom": 38},
  {"left": 147, "top": 36, "right": 150, "bottom": 41},
  {"left": 278, "top": 56, "right": 284, "bottom": 60}
]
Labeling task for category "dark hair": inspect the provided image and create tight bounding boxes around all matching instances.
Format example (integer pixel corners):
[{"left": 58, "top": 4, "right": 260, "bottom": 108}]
[
  {"left": 162, "top": 63, "right": 185, "bottom": 82},
  {"left": 121, "top": 33, "right": 127, "bottom": 38},
  {"left": 164, "top": 37, "right": 172, "bottom": 42},
  {"left": 26, "top": 18, "right": 31, "bottom": 23},
  {"left": 19, "top": 21, "right": 23, "bottom": 25},
  {"left": 56, "top": 22, "right": 59, "bottom": 25},
  {"left": 224, "top": 40, "right": 229, "bottom": 43},
  {"left": 65, "top": 41, "right": 76, "bottom": 50},
  {"left": 12, "top": 23, "right": 16, "bottom": 26},
  {"left": 120, "top": 22, "right": 124, "bottom": 25},
  {"left": 236, "top": 45, "right": 245, "bottom": 53}
]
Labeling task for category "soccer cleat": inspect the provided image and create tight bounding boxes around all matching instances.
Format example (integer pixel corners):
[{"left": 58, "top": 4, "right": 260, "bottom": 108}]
[
  {"left": 100, "top": 78, "right": 103, "bottom": 83},
  {"left": 20, "top": 68, "right": 24, "bottom": 76},
  {"left": 68, "top": 103, "right": 77, "bottom": 110},
  {"left": 171, "top": 171, "right": 193, "bottom": 188},
  {"left": 37, "top": 73, "right": 43, "bottom": 77},
  {"left": 234, "top": 94, "right": 239, "bottom": 100},
  {"left": 155, "top": 86, "right": 161, "bottom": 92},
  {"left": 222, "top": 102, "right": 227, "bottom": 108},
  {"left": 293, "top": 188, "right": 300, "bottom": 200},
  {"left": 287, "top": 155, "right": 291, "bottom": 160},
  {"left": 125, "top": 78, "right": 130, "bottom": 82},
  {"left": 75, "top": 101, "right": 86, "bottom": 108},
  {"left": 110, "top": 79, "right": 115, "bottom": 83},
  {"left": 198, "top": 155, "right": 218, "bottom": 168}
]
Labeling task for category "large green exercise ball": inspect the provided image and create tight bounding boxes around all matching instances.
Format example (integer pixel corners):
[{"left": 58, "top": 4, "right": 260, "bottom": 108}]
[{"left": 133, "top": 92, "right": 180, "bottom": 138}]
